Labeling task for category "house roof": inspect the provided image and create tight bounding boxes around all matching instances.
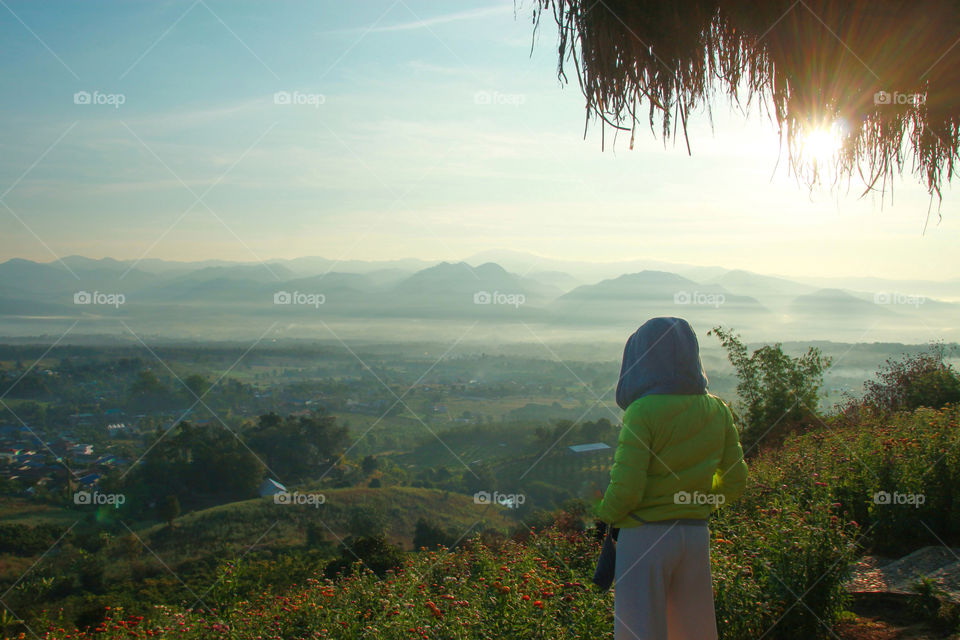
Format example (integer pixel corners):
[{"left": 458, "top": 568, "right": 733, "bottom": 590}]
[{"left": 568, "top": 442, "right": 612, "bottom": 454}]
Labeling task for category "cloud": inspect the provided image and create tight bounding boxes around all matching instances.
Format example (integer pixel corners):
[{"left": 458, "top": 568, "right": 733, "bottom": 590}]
[{"left": 327, "top": 5, "right": 514, "bottom": 36}]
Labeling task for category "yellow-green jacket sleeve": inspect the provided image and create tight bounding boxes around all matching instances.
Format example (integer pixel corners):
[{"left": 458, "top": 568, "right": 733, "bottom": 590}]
[
  {"left": 595, "top": 414, "right": 652, "bottom": 524},
  {"left": 710, "top": 410, "right": 748, "bottom": 506}
]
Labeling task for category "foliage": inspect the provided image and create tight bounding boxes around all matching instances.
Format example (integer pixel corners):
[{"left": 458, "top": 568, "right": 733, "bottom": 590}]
[
  {"left": 710, "top": 327, "right": 831, "bottom": 455},
  {"left": 908, "top": 577, "right": 960, "bottom": 631},
  {"left": 345, "top": 504, "right": 388, "bottom": 538},
  {"left": 246, "top": 409, "right": 349, "bottom": 482},
  {"left": 20, "top": 507, "right": 856, "bottom": 640},
  {"left": 361, "top": 455, "right": 379, "bottom": 475},
  {"left": 860, "top": 342, "right": 960, "bottom": 414},
  {"left": 323, "top": 534, "right": 405, "bottom": 579},
  {"left": 157, "top": 495, "right": 180, "bottom": 528},
  {"left": 0, "top": 523, "right": 72, "bottom": 555},
  {"left": 412, "top": 517, "right": 459, "bottom": 551},
  {"left": 18, "top": 399, "right": 960, "bottom": 637},
  {"left": 749, "top": 404, "right": 960, "bottom": 555},
  {"left": 9, "top": 342, "right": 960, "bottom": 639},
  {"left": 126, "top": 420, "right": 265, "bottom": 509}
]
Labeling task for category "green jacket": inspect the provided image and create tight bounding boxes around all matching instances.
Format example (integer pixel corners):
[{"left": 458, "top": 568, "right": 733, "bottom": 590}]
[{"left": 595, "top": 393, "right": 748, "bottom": 527}]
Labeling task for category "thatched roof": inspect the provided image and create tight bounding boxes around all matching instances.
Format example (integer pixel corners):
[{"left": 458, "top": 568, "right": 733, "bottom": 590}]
[{"left": 531, "top": 0, "right": 960, "bottom": 202}]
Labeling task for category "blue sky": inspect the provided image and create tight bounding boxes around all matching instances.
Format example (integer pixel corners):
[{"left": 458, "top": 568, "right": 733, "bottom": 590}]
[{"left": 0, "top": 0, "right": 956, "bottom": 279}]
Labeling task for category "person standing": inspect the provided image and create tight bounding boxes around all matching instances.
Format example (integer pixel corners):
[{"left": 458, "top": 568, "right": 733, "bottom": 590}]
[{"left": 595, "top": 317, "right": 748, "bottom": 640}]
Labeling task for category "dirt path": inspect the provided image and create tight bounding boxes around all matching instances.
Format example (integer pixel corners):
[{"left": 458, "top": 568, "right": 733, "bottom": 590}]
[{"left": 836, "top": 596, "right": 959, "bottom": 640}]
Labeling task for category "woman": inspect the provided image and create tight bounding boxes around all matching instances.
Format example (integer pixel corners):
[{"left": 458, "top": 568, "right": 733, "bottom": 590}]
[{"left": 595, "top": 317, "right": 748, "bottom": 640}]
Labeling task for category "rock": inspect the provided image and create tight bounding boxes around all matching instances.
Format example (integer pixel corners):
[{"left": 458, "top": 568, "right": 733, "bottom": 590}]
[{"left": 846, "top": 546, "right": 960, "bottom": 603}]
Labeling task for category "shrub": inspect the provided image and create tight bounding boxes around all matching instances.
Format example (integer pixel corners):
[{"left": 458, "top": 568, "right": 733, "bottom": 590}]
[
  {"left": 324, "top": 534, "right": 404, "bottom": 578},
  {"left": 860, "top": 342, "right": 960, "bottom": 413},
  {"left": 24, "top": 514, "right": 858, "bottom": 640},
  {"left": 0, "top": 523, "right": 72, "bottom": 555},
  {"left": 710, "top": 327, "right": 830, "bottom": 455},
  {"left": 412, "top": 517, "right": 457, "bottom": 550}
]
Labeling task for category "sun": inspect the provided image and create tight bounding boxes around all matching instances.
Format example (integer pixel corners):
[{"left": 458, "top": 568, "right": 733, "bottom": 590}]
[{"left": 799, "top": 120, "right": 847, "bottom": 167}]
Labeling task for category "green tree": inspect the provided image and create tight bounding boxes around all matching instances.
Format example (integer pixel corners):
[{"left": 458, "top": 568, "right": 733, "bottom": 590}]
[
  {"left": 247, "top": 410, "right": 348, "bottom": 482},
  {"left": 158, "top": 495, "right": 180, "bottom": 528},
  {"left": 709, "top": 326, "right": 830, "bottom": 455},
  {"left": 183, "top": 374, "right": 211, "bottom": 400},
  {"left": 345, "top": 504, "right": 387, "bottom": 538},
  {"left": 128, "top": 369, "right": 177, "bottom": 412},
  {"left": 361, "top": 455, "right": 379, "bottom": 475},
  {"left": 131, "top": 369, "right": 162, "bottom": 394},
  {"left": 462, "top": 465, "right": 495, "bottom": 496},
  {"left": 412, "top": 517, "right": 456, "bottom": 550},
  {"left": 324, "top": 534, "right": 403, "bottom": 578},
  {"left": 306, "top": 522, "right": 326, "bottom": 547},
  {"left": 133, "top": 421, "right": 266, "bottom": 508},
  {"left": 578, "top": 418, "right": 614, "bottom": 442}
]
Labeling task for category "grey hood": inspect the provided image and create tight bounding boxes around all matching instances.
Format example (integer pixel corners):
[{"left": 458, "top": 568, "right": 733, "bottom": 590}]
[{"left": 615, "top": 317, "right": 708, "bottom": 410}]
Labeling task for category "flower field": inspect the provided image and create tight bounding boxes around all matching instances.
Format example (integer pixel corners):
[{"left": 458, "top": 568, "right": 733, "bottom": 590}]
[{"left": 10, "top": 404, "right": 960, "bottom": 640}]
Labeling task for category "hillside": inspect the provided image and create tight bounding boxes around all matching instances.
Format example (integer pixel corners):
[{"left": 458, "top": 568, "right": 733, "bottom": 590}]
[
  {"left": 136, "top": 486, "right": 517, "bottom": 553},
  {"left": 5, "top": 404, "right": 960, "bottom": 638}
]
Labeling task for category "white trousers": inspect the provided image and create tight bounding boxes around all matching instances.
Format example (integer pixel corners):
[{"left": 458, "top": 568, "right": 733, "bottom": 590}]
[{"left": 613, "top": 523, "right": 719, "bottom": 640}]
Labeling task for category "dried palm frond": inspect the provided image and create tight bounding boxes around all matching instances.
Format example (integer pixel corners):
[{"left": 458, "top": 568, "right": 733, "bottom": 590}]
[{"left": 531, "top": 0, "right": 960, "bottom": 202}]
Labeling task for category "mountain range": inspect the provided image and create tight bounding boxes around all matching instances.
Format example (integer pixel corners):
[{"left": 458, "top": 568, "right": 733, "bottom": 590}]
[{"left": 0, "top": 252, "right": 955, "bottom": 343}]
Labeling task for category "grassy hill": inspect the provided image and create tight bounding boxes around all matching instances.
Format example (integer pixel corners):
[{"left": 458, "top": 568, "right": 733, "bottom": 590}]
[{"left": 138, "top": 485, "right": 516, "bottom": 555}]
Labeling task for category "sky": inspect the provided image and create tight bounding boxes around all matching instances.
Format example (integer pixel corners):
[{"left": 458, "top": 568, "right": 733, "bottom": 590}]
[{"left": 0, "top": 0, "right": 956, "bottom": 281}]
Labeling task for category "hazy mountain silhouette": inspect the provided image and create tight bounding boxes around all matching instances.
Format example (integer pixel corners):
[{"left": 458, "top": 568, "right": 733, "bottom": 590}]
[{"left": 0, "top": 256, "right": 956, "bottom": 342}]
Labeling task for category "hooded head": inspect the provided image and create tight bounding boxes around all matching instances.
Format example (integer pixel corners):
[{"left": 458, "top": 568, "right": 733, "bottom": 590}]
[{"left": 615, "top": 317, "right": 708, "bottom": 410}]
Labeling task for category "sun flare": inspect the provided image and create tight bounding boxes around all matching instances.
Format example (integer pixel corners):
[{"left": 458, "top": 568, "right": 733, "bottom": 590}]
[{"left": 799, "top": 120, "right": 847, "bottom": 166}]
